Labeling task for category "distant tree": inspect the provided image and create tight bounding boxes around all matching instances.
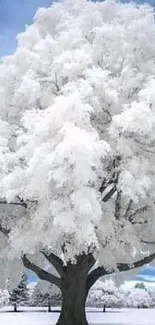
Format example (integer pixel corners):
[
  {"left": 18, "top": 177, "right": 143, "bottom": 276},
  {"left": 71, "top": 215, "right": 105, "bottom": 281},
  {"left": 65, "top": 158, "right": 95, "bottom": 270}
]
[
  {"left": 9, "top": 273, "right": 29, "bottom": 307},
  {"left": 30, "top": 283, "right": 61, "bottom": 307},
  {"left": 27, "top": 282, "right": 36, "bottom": 302},
  {"left": 87, "top": 279, "right": 123, "bottom": 307},
  {"left": 126, "top": 288, "right": 152, "bottom": 308},
  {"left": 30, "top": 284, "right": 44, "bottom": 307},
  {"left": 0, "top": 289, "right": 9, "bottom": 308},
  {"left": 46, "top": 285, "right": 61, "bottom": 307},
  {"left": 50, "top": 292, "right": 61, "bottom": 307},
  {"left": 135, "top": 282, "right": 146, "bottom": 290},
  {"left": 147, "top": 287, "right": 155, "bottom": 306}
]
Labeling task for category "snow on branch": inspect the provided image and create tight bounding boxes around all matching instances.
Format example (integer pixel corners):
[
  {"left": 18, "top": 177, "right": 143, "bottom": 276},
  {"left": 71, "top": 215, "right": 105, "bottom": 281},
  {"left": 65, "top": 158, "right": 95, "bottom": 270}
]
[
  {"left": 102, "top": 186, "right": 117, "bottom": 202},
  {"left": 128, "top": 205, "right": 149, "bottom": 222},
  {"left": 114, "top": 191, "right": 122, "bottom": 220},
  {"left": 123, "top": 201, "right": 149, "bottom": 225},
  {"left": 99, "top": 178, "right": 114, "bottom": 194},
  {"left": 100, "top": 167, "right": 120, "bottom": 203},
  {"left": 124, "top": 200, "right": 133, "bottom": 219},
  {"left": 0, "top": 195, "right": 38, "bottom": 210}
]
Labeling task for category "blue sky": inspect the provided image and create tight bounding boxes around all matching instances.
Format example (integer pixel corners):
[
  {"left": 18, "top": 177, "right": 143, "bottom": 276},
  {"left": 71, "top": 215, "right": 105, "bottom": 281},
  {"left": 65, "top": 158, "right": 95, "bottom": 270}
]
[
  {"left": 0, "top": 0, "right": 53, "bottom": 57},
  {"left": 136, "top": 266, "right": 155, "bottom": 282},
  {"left": 0, "top": 0, "right": 155, "bottom": 57}
]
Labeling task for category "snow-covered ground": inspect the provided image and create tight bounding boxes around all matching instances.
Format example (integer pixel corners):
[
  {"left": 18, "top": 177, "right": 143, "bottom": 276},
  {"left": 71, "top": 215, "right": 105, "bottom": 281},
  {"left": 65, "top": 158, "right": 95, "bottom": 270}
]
[{"left": 0, "top": 307, "right": 155, "bottom": 325}]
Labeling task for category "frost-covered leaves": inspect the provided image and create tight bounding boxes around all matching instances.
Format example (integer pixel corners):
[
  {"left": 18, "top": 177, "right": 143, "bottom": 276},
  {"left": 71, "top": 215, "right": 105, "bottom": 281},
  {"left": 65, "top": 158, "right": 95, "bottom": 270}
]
[
  {"left": 88, "top": 279, "right": 154, "bottom": 308},
  {"left": 87, "top": 279, "right": 123, "bottom": 307},
  {"left": 126, "top": 288, "right": 152, "bottom": 308},
  {"left": 0, "top": 0, "right": 155, "bottom": 271}
]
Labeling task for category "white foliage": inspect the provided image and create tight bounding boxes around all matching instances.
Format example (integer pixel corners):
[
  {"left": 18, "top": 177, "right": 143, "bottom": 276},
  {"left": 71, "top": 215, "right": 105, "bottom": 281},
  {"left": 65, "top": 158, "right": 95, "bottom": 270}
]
[
  {"left": 87, "top": 279, "right": 123, "bottom": 307},
  {"left": 0, "top": 289, "right": 9, "bottom": 308},
  {"left": 0, "top": 0, "right": 155, "bottom": 283},
  {"left": 126, "top": 288, "right": 152, "bottom": 308}
]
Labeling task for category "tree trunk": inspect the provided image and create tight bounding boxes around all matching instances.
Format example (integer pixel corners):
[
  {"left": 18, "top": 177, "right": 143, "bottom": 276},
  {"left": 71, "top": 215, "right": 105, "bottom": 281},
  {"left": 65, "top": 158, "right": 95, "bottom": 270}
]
[
  {"left": 14, "top": 303, "right": 17, "bottom": 312},
  {"left": 56, "top": 285, "right": 88, "bottom": 325},
  {"left": 19, "top": 250, "right": 155, "bottom": 325},
  {"left": 56, "top": 254, "right": 94, "bottom": 325},
  {"left": 48, "top": 299, "right": 51, "bottom": 312}
]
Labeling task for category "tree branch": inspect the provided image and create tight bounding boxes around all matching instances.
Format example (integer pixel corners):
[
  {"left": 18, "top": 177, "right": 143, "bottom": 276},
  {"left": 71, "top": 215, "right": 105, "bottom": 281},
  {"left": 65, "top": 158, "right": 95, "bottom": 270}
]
[
  {"left": 0, "top": 197, "right": 38, "bottom": 209},
  {"left": 21, "top": 254, "right": 62, "bottom": 289},
  {"left": 41, "top": 251, "right": 65, "bottom": 278},
  {"left": 128, "top": 205, "right": 149, "bottom": 224},
  {"left": 99, "top": 178, "right": 114, "bottom": 194},
  {"left": 86, "top": 252, "right": 155, "bottom": 292},
  {"left": 101, "top": 169, "right": 119, "bottom": 203},
  {"left": 114, "top": 191, "right": 122, "bottom": 219},
  {"left": 117, "top": 252, "right": 155, "bottom": 272},
  {"left": 141, "top": 240, "right": 155, "bottom": 245},
  {"left": 131, "top": 220, "right": 148, "bottom": 225},
  {"left": 124, "top": 199, "right": 133, "bottom": 219},
  {"left": 86, "top": 266, "right": 108, "bottom": 292},
  {"left": 0, "top": 199, "right": 27, "bottom": 209},
  {"left": 102, "top": 185, "right": 117, "bottom": 202}
]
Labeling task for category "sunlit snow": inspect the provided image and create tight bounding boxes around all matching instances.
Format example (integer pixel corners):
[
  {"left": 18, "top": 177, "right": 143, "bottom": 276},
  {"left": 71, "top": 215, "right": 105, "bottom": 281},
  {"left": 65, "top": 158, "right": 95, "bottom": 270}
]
[{"left": 0, "top": 308, "right": 155, "bottom": 325}]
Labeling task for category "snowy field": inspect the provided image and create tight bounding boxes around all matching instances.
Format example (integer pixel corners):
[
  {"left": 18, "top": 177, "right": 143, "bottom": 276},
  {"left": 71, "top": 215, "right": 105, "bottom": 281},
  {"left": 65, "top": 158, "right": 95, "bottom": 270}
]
[{"left": 0, "top": 307, "right": 155, "bottom": 325}]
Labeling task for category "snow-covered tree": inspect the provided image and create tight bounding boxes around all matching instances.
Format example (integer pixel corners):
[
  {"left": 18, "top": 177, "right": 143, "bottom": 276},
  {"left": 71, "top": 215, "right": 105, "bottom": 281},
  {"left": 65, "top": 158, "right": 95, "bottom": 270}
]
[
  {"left": 126, "top": 288, "right": 152, "bottom": 308},
  {"left": 9, "top": 273, "right": 29, "bottom": 306},
  {"left": 0, "top": 289, "right": 9, "bottom": 308},
  {"left": 147, "top": 287, "right": 155, "bottom": 307},
  {"left": 46, "top": 285, "right": 61, "bottom": 307},
  {"left": 1, "top": 0, "right": 155, "bottom": 324},
  {"left": 27, "top": 282, "right": 37, "bottom": 302},
  {"left": 134, "top": 282, "right": 147, "bottom": 290},
  {"left": 87, "top": 279, "right": 123, "bottom": 307},
  {"left": 30, "top": 284, "right": 44, "bottom": 307},
  {"left": 50, "top": 292, "right": 61, "bottom": 307},
  {"left": 30, "top": 283, "right": 61, "bottom": 307}
]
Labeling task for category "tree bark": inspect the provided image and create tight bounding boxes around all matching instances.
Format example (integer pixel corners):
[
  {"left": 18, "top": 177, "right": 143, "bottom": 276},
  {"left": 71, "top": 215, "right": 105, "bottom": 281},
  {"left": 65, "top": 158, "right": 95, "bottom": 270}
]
[
  {"left": 21, "top": 254, "right": 62, "bottom": 289},
  {"left": 56, "top": 254, "right": 95, "bottom": 325},
  {"left": 57, "top": 280, "right": 88, "bottom": 325}
]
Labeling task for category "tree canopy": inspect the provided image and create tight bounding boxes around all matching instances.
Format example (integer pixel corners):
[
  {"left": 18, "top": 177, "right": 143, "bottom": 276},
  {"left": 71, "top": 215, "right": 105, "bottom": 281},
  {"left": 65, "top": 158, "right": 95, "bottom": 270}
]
[{"left": 0, "top": 0, "right": 155, "bottom": 287}]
